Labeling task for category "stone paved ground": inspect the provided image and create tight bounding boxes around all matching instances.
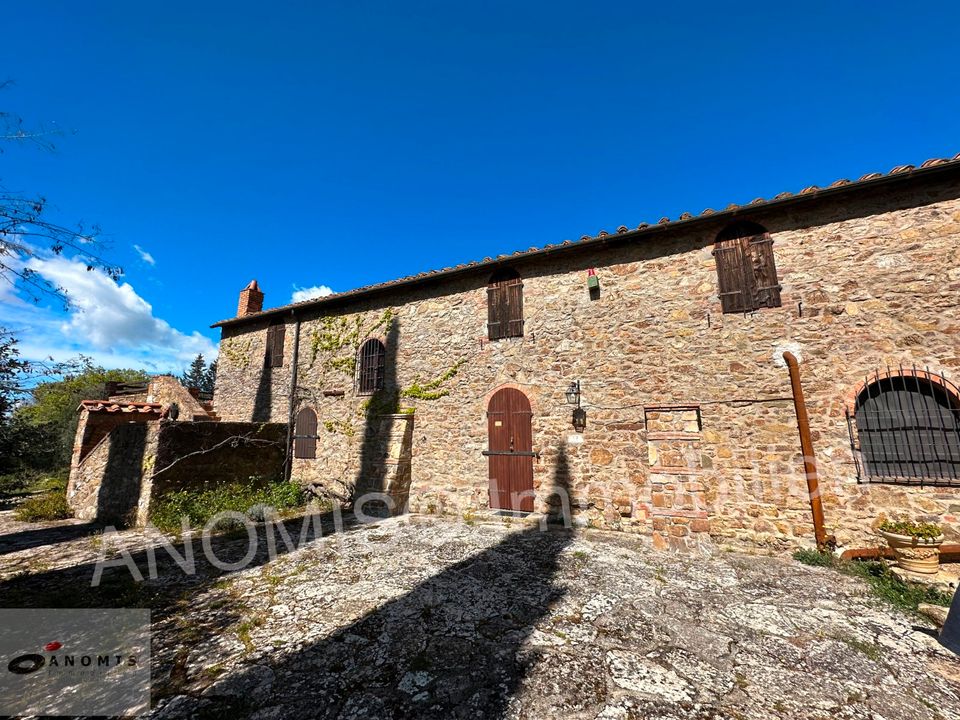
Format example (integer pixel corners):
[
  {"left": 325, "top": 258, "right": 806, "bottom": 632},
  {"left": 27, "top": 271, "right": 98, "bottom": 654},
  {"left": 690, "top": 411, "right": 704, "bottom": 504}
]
[{"left": 2, "top": 509, "right": 960, "bottom": 719}]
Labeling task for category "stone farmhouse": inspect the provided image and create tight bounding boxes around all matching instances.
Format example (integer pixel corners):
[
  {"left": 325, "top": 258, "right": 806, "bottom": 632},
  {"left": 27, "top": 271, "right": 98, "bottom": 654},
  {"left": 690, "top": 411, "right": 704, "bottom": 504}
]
[{"left": 205, "top": 154, "right": 960, "bottom": 553}]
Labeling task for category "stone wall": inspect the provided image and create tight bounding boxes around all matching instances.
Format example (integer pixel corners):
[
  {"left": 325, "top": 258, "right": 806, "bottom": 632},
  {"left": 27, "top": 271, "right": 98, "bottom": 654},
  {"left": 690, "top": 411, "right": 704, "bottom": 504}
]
[
  {"left": 69, "top": 422, "right": 160, "bottom": 524},
  {"left": 67, "top": 420, "right": 287, "bottom": 526},
  {"left": 214, "top": 175, "right": 960, "bottom": 551}
]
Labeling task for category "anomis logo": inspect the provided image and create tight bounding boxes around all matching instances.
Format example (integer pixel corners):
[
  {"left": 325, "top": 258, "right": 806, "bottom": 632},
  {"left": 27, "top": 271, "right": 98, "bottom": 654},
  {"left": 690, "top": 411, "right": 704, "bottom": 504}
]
[{"left": 7, "top": 641, "right": 137, "bottom": 675}]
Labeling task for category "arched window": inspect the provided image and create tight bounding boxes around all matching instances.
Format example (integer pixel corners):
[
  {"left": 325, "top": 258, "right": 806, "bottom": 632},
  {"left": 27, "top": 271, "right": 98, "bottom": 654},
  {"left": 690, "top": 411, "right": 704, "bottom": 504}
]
[
  {"left": 357, "top": 338, "right": 386, "bottom": 394},
  {"left": 713, "top": 221, "right": 782, "bottom": 313},
  {"left": 293, "top": 407, "right": 317, "bottom": 459},
  {"left": 851, "top": 370, "right": 960, "bottom": 484},
  {"left": 487, "top": 267, "right": 524, "bottom": 340}
]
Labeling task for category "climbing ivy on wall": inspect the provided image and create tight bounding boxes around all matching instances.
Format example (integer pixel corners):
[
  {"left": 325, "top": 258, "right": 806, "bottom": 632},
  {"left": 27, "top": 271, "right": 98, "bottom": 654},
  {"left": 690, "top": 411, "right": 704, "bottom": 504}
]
[
  {"left": 358, "top": 358, "right": 468, "bottom": 417},
  {"left": 400, "top": 359, "right": 466, "bottom": 401},
  {"left": 221, "top": 337, "right": 253, "bottom": 370},
  {"left": 308, "top": 308, "right": 394, "bottom": 375},
  {"left": 323, "top": 419, "right": 356, "bottom": 437}
]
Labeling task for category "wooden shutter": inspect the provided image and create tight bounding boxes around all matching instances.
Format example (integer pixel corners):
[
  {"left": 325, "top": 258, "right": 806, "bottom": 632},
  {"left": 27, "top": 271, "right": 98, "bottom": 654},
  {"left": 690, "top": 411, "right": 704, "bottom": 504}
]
[
  {"left": 747, "top": 233, "right": 782, "bottom": 309},
  {"left": 487, "top": 269, "right": 523, "bottom": 340},
  {"left": 265, "top": 323, "right": 285, "bottom": 367},
  {"left": 293, "top": 407, "right": 317, "bottom": 459},
  {"left": 713, "top": 237, "right": 751, "bottom": 313},
  {"left": 505, "top": 278, "right": 524, "bottom": 337},
  {"left": 487, "top": 285, "right": 503, "bottom": 339}
]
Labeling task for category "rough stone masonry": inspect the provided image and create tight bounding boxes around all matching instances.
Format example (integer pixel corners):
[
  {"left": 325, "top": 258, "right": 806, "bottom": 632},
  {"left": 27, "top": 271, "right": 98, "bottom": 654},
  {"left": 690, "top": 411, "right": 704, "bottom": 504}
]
[{"left": 211, "top": 157, "right": 960, "bottom": 553}]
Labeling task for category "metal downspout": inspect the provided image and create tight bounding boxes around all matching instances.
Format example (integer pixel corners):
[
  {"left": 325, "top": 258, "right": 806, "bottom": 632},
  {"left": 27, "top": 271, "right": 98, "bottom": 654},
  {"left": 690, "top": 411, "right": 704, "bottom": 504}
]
[
  {"left": 783, "top": 351, "right": 835, "bottom": 550},
  {"left": 285, "top": 313, "right": 301, "bottom": 481}
]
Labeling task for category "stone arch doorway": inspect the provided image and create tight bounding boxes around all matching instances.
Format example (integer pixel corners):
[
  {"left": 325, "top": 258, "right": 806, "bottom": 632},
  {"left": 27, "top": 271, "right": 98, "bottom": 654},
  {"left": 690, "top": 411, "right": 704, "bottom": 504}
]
[{"left": 485, "top": 387, "right": 535, "bottom": 512}]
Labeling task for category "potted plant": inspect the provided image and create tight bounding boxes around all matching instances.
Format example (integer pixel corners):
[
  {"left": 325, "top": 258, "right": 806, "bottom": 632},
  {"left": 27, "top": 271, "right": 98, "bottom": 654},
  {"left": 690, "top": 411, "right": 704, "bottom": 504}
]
[{"left": 878, "top": 519, "right": 945, "bottom": 575}]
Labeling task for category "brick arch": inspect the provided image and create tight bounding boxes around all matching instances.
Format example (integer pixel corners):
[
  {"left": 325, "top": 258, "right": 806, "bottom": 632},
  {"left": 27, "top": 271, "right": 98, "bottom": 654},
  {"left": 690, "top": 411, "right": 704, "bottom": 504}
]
[
  {"left": 482, "top": 383, "right": 539, "bottom": 415},
  {"left": 843, "top": 367, "right": 960, "bottom": 415}
]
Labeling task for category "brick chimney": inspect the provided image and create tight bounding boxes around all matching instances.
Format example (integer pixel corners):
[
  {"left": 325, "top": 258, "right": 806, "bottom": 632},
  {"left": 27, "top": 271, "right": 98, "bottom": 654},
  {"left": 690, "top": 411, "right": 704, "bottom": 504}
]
[{"left": 237, "top": 280, "right": 264, "bottom": 317}]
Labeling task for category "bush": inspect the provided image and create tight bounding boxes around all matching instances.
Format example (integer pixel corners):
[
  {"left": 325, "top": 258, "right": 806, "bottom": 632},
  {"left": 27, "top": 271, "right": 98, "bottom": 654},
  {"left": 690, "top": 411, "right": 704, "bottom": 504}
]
[
  {"left": 150, "top": 477, "right": 307, "bottom": 534},
  {"left": 0, "top": 468, "right": 68, "bottom": 497},
  {"left": 15, "top": 491, "right": 72, "bottom": 522},
  {"left": 793, "top": 548, "right": 952, "bottom": 611}
]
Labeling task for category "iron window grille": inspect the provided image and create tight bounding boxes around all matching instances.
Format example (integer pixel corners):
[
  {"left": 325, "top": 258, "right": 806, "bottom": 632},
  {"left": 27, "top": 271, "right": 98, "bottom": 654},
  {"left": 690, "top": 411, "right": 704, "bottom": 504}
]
[
  {"left": 847, "top": 365, "right": 960, "bottom": 486},
  {"left": 357, "top": 338, "right": 386, "bottom": 395}
]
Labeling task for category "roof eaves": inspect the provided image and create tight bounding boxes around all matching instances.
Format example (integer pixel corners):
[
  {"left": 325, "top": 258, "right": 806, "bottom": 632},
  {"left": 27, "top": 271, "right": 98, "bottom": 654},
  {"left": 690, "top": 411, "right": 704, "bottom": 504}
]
[{"left": 211, "top": 154, "right": 960, "bottom": 329}]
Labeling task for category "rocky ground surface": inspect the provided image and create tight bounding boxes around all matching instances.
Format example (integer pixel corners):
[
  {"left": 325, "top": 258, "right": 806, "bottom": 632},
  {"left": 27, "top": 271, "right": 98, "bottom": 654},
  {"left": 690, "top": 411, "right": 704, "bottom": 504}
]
[{"left": 2, "top": 509, "right": 960, "bottom": 719}]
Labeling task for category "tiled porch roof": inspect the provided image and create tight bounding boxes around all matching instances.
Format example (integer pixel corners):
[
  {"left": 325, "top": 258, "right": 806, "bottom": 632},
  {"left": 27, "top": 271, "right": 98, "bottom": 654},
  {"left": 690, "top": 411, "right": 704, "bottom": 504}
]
[{"left": 77, "top": 400, "right": 162, "bottom": 414}]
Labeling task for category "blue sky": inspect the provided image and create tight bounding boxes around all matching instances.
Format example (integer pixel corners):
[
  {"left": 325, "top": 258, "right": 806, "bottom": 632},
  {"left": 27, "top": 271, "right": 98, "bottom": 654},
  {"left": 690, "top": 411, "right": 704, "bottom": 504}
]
[{"left": 1, "top": 1, "right": 958, "bottom": 373}]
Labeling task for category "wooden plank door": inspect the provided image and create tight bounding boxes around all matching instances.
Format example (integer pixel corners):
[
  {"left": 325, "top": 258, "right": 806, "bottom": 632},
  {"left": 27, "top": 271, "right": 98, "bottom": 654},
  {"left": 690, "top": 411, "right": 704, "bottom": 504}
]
[{"left": 487, "top": 388, "right": 534, "bottom": 512}]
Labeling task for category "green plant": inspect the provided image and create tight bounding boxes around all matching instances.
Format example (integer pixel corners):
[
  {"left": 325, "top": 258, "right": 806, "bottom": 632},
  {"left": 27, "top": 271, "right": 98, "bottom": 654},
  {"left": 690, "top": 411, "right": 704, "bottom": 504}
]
[
  {"left": 793, "top": 549, "right": 953, "bottom": 612},
  {"left": 15, "top": 491, "right": 72, "bottom": 522},
  {"left": 309, "top": 309, "right": 394, "bottom": 372},
  {"left": 878, "top": 519, "right": 943, "bottom": 540},
  {"left": 400, "top": 359, "right": 466, "bottom": 401},
  {"left": 792, "top": 548, "right": 835, "bottom": 567},
  {"left": 220, "top": 337, "right": 253, "bottom": 369},
  {"left": 150, "top": 476, "right": 306, "bottom": 534}
]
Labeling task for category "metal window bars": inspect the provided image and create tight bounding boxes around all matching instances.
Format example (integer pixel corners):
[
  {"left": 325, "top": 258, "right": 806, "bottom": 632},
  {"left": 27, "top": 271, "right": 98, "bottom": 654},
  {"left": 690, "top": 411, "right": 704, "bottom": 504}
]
[{"left": 847, "top": 364, "right": 960, "bottom": 486}]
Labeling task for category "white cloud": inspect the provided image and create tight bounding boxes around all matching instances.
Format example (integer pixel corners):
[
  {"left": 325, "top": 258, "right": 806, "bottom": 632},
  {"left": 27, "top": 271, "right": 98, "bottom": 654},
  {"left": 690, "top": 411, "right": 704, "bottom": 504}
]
[
  {"left": 0, "top": 255, "right": 216, "bottom": 373},
  {"left": 133, "top": 244, "right": 156, "bottom": 266},
  {"left": 291, "top": 284, "right": 334, "bottom": 303}
]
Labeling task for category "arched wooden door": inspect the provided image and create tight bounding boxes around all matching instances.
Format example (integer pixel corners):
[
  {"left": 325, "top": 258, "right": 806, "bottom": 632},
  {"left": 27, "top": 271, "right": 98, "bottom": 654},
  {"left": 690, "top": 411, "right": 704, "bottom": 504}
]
[{"left": 485, "top": 388, "right": 535, "bottom": 512}]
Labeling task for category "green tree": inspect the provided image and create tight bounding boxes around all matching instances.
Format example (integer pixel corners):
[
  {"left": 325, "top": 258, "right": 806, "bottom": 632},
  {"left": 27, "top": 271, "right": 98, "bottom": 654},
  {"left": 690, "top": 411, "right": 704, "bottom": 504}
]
[
  {"left": 0, "top": 328, "right": 32, "bottom": 475},
  {"left": 16, "top": 361, "right": 149, "bottom": 468},
  {"left": 180, "top": 354, "right": 208, "bottom": 391},
  {"left": 203, "top": 359, "right": 217, "bottom": 394}
]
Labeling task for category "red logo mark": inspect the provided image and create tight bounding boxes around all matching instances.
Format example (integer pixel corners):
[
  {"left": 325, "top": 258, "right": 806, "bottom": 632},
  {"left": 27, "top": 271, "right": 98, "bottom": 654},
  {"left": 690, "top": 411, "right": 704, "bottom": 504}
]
[{"left": 44, "top": 642, "right": 62, "bottom": 652}]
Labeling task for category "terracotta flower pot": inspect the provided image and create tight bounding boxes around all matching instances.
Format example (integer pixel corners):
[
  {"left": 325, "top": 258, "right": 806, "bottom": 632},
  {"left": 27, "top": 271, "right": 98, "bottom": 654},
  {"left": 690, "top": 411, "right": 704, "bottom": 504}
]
[{"left": 879, "top": 529, "right": 944, "bottom": 575}]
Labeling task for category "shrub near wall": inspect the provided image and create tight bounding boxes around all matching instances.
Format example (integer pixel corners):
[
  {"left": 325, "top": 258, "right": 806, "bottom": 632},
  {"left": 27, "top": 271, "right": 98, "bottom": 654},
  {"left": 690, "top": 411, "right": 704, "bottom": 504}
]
[{"left": 150, "top": 476, "right": 306, "bottom": 533}]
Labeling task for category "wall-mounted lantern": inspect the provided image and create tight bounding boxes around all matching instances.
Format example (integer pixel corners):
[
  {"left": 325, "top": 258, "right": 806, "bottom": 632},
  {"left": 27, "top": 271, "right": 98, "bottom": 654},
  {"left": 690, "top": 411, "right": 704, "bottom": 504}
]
[
  {"left": 565, "top": 380, "right": 586, "bottom": 431},
  {"left": 572, "top": 406, "right": 587, "bottom": 433}
]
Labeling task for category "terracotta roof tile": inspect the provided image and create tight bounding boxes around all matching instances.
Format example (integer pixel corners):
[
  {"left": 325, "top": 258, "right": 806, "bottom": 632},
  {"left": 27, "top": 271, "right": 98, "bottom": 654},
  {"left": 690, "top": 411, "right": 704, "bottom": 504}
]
[
  {"left": 78, "top": 400, "right": 162, "bottom": 414},
  {"left": 212, "top": 153, "right": 960, "bottom": 327}
]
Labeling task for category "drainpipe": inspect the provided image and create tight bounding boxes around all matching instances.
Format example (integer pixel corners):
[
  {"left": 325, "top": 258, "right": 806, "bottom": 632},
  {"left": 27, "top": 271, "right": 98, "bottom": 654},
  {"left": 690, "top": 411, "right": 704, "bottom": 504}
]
[
  {"left": 783, "top": 351, "right": 835, "bottom": 550},
  {"left": 284, "top": 313, "right": 301, "bottom": 481}
]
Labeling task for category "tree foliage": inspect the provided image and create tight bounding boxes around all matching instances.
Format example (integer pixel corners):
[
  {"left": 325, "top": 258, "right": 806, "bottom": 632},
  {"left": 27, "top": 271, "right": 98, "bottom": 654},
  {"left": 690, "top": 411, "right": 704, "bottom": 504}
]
[
  {"left": 1, "top": 82, "right": 121, "bottom": 305},
  {"left": 180, "top": 353, "right": 216, "bottom": 393},
  {"left": 16, "top": 360, "right": 149, "bottom": 468}
]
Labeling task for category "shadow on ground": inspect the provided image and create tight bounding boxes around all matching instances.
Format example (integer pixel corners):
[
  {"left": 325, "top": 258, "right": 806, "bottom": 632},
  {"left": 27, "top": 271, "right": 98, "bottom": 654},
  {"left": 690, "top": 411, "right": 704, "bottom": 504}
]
[
  {"left": 0, "top": 448, "right": 575, "bottom": 719},
  {"left": 0, "top": 519, "right": 102, "bottom": 556}
]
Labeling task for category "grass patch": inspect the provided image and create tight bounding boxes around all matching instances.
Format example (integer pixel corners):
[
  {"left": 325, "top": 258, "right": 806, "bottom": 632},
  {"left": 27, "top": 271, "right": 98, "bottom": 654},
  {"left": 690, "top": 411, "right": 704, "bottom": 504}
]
[
  {"left": 14, "top": 491, "right": 72, "bottom": 522},
  {"left": 834, "top": 634, "right": 883, "bottom": 662},
  {"left": 793, "top": 549, "right": 953, "bottom": 613},
  {"left": 150, "top": 476, "right": 307, "bottom": 533}
]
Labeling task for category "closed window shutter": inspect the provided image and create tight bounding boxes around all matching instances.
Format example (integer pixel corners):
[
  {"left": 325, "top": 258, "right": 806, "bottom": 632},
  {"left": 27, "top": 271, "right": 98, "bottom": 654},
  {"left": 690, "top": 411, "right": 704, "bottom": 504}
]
[
  {"left": 265, "top": 324, "right": 285, "bottom": 367},
  {"left": 713, "top": 238, "right": 751, "bottom": 313},
  {"left": 505, "top": 279, "right": 524, "bottom": 337},
  {"left": 487, "top": 270, "right": 523, "bottom": 340},
  {"left": 487, "top": 286, "right": 502, "bottom": 340},
  {"left": 747, "top": 233, "right": 782, "bottom": 309},
  {"left": 293, "top": 407, "right": 317, "bottom": 459}
]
